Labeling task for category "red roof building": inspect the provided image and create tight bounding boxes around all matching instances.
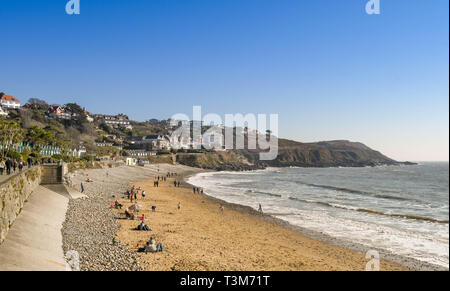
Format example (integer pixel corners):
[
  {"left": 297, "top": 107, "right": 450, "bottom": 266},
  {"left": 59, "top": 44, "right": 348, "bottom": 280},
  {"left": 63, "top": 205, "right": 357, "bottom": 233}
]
[{"left": 0, "top": 94, "right": 21, "bottom": 109}]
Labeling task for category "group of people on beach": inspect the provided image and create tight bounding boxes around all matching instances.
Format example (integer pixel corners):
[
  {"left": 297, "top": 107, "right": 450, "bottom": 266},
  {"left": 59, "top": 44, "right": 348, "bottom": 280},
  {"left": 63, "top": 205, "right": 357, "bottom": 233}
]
[
  {"left": 0, "top": 157, "right": 33, "bottom": 175},
  {"left": 119, "top": 173, "right": 186, "bottom": 254},
  {"left": 138, "top": 237, "right": 166, "bottom": 253},
  {"left": 127, "top": 185, "right": 147, "bottom": 202},
  {"left": 116, "top": 171, "right": 242, "bottom": 256},
  {"left": 192, "top": 187, "right": 203, "bottom": 194}
]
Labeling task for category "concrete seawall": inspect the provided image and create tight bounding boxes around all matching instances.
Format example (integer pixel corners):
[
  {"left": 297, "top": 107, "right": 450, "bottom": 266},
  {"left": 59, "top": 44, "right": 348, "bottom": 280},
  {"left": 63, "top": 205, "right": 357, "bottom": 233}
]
[
  {"left": 0, "top": 167, "right": 42, "bottom": 244},
  {"left": 0, "top": 186, "right": 69, "bottom": 270},
  {"left": 0, "top": 164, "right": 86, "bottom": 270}
]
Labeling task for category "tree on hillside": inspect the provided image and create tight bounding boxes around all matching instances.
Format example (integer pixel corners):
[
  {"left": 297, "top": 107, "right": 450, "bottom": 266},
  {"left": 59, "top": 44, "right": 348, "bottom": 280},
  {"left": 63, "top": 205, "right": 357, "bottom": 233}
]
[
  {"left": 0, "top": 119, "right": 24, "bottom": 158},
  {"left": 56, "top": 139, "right": 73, "bottom": 158},
  {"left": 25, "top": 126, "right": 56, "bottom": 154},
  {"left": 64, "top": 103, "right": 84, "bottom": 115},
  {"left": 27, "top": 98, "right": 49, "bottom": 110},
  {"left": 64, "top": 102, "right": 88, "bottom": 130}
]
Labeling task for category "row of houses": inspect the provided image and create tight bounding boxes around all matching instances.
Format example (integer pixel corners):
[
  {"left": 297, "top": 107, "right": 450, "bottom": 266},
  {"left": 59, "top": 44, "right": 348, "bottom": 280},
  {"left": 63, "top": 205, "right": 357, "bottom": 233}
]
[
  {"left": 128, "top": 135, "right": 171, "bottom": 150},
  {"left": 126, "top": 149, "right": 157, "bottom": 157},
  {"left": 0, "top": 93, "right": 97, "bottom": 124},
  {"left": 10, "top": 142, "right": 87, "bottom": 158},
  {"left": 94, "top": 114, "right": 133, "bottom": 130}
]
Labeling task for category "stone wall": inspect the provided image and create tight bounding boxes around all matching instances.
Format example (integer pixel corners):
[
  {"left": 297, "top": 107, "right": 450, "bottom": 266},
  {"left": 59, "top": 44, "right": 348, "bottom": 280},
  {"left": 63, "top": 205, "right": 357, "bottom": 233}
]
[{"left": 0, "top": 167, "right": 42, "bottom": 244}]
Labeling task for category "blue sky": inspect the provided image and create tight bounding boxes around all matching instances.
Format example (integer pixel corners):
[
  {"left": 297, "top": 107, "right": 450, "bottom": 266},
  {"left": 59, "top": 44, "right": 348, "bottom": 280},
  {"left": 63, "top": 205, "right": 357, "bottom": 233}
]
[{"left": 0, "top": 0, "right": 448, "bottom": 161}]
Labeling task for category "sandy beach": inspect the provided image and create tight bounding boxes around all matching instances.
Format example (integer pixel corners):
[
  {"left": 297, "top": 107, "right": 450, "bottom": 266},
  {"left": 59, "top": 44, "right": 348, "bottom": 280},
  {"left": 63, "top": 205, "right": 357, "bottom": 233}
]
[{"left": 112, "top": 166, "right": 408, "bottom": 271}]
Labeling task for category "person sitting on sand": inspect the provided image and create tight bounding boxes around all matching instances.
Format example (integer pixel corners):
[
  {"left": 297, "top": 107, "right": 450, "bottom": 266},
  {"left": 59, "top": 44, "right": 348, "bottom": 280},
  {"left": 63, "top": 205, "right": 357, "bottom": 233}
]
[
  {"left": 142, "top": 191, "right": 146, "bottom": 199},
  {"left": 137, "top": 222, "right": 152, "bottom": 231},
  {"left": 152, "top": 205, "right": 156, "bottom": 212},
  {"left": 139, "top": 237, "right": 166, "bottom": 253},
  {"left": 141, "top": 238, "right": 157, "bottom": 253},
  {"left": 114, "top": 201, "right": 123, "bottom": 209},
  {"left": 178, "top": 202, "right": 181, "bottom": 210},
  {"left": 125, "top": 210, "right": 135, "bottom": 220}
]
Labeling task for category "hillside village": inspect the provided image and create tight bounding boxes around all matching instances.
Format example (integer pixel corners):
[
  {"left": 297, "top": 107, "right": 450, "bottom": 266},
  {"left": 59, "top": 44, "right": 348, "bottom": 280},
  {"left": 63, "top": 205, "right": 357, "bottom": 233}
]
[
  {"left": 1, "top": 91, "right": 407, "bottom": 171},
  {"left": 1, "top": 92, "right": 221, "bottom": 166}
]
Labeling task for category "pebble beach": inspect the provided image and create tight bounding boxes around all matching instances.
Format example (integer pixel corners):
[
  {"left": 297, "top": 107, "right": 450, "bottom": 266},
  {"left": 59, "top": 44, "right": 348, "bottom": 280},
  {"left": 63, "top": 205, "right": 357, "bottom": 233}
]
[{"left": 62, "top": 164, "right": 200, "bottom": 271}]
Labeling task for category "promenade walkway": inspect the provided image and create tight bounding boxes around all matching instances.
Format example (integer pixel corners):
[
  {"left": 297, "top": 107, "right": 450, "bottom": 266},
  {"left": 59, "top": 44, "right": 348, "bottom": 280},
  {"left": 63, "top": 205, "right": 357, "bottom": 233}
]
[
  {"left": 0, "top": 184, "right": 85, "bottom": 271},
  {"left": 0, "top": 168, "right": 27, "bottom": 184}
]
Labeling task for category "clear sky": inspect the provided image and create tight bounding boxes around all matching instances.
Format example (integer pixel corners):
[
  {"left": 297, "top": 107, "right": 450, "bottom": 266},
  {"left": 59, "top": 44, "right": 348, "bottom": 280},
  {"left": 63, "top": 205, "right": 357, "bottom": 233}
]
[{"left": 0, "top": 0, "right": 448, "bottom": 161}]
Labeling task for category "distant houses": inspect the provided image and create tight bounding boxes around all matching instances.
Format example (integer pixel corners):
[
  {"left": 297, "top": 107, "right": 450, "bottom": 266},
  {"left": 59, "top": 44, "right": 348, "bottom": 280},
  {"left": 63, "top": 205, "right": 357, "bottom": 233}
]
[
  {"left": 0, "top": 94, "right": 21, "bottom": 109},
  {"left": 46, "top": 105, "right": 74, "bottom": 120},
  {"left": 126, "top": 149, "right": 157, "bottom": 157},
  {"left": 95, "top": 142, "right": 114, "bottom": 147},
  {"left": 129, "top": 134, "right": 171, "bottom": 150},
  {"left": 71, "top": 145, "right": 87, "bottom": 158},
  {"left": 95, "top": 114, "right": 133, "bottom": 130}
]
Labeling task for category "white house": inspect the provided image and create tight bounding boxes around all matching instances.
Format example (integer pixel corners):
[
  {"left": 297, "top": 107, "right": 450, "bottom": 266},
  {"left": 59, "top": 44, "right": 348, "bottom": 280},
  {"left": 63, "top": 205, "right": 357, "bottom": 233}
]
[
  {"left": 126, "top": 157, "right": 137, "bottom": 166},
  {"left": 0, "top": 95, "right": 21, "bottom": 109},
  {"left": 99, "top": 114, "right": 132, "bottom": 129},
  {"left": 0, "top": 106, "right": 8, "bottom": 117},
  {"left": 71, "top": 146, "right": 87, "bottom": 158}
]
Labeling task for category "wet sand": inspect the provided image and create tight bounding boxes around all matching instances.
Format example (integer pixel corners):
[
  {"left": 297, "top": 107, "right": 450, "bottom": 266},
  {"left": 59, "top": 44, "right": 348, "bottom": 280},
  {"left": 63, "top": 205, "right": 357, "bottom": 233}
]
[{"left": 114, "top": 170, "right": 408, "bottom": 271}]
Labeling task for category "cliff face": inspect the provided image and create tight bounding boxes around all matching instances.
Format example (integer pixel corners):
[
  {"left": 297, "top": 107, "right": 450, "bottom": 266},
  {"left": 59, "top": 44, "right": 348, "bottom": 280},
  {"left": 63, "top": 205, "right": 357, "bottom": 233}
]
[
  {"left": 243, "top": 139, "right": 402, "bottom": 168},
  {"left": 176, "top": 139, "right": 412, "bottom": 170},
  {"left": 176, "top": 151, "right": 264, "bottom": 171}
]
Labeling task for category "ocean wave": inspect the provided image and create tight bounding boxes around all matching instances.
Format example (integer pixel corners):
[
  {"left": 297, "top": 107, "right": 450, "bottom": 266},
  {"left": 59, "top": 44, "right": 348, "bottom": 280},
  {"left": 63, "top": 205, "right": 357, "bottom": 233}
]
[
  {"left": 294, "top": 181, "right": 421, "bottom": 202},
  {"left": 245, "top": 189, "right": 282, "bottom": 198},
  {"left": 288, "top": 197, "right": 449, "bottom": 224}
]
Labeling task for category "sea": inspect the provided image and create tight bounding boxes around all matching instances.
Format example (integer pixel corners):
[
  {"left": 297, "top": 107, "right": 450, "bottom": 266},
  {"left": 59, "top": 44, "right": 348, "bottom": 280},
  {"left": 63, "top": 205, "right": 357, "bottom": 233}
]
[{"left": 188, "top": 162, "right": 449, "bottom": 268}]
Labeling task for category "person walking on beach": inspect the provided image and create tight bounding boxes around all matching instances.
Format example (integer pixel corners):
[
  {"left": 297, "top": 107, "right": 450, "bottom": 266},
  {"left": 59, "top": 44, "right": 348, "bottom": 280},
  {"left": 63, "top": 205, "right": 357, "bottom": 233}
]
[
  {"left": 193, "top": 187, "right": 196, "bottom": 194},
  {"left": 219, "top": 205, "right": 224, "bottom": 213},
  {"left": 80, "top": 182, "right": 85, "bottom": 193},
  {"left": 177, "top": 202, "right": 181, "bottom": 210},
  {"left": 12, "top": 160, "right": 17, "bottom": 173},
  {"left": 258, "top": 204, "right": 263, "bottom": 214},
  {"left": 177, "top": 181, "right": 181, "bottom": 187},
  {"left": 27, "top": 156, "right": 32, "bottom": 168}
]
